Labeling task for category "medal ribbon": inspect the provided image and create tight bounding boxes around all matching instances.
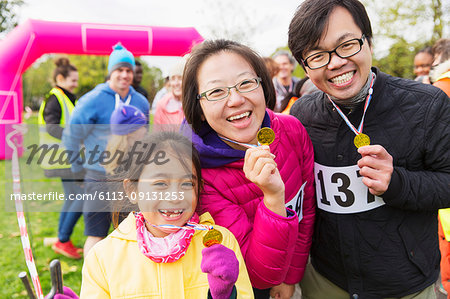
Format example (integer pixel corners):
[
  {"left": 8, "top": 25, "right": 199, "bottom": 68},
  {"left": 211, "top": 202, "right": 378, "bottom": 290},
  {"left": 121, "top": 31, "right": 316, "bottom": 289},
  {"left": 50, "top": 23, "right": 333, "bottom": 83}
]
[
  {"left": 219, "top": 135, "right": 260, "bottom": 149},
  {"left": 115, "top": 93, "right": 131, "bottom": 109},
  {"left": 151, "top": 223, "right": 213, "bottom": 231},
  {"left": 135, "top": 212, "right": 213, "bottom": 231},
  {"left": 326, "top": 74, "right": 375, "bottom": 136}
]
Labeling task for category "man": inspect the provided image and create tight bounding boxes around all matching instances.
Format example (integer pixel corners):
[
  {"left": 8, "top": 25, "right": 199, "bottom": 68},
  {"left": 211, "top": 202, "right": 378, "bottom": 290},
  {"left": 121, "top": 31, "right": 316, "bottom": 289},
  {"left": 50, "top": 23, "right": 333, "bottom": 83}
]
[
  {"left": 132, "top": 60, "right": 149, "bottom": 100},
  {"left": 63, "top": 43, "right": 149, "bottom": 255},
  {"left": 288, "top": 0, "right": 449, "bottom": 298},
  {"left": 272, "top": 50, "right": 299, "bottom": 112}
]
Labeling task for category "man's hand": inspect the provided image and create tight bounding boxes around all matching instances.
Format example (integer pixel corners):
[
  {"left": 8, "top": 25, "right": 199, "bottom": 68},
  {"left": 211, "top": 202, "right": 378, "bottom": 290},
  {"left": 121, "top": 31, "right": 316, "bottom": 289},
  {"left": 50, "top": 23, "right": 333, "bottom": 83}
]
[{"left": 357, "top": 145, "right": 393, "bottom": 196}]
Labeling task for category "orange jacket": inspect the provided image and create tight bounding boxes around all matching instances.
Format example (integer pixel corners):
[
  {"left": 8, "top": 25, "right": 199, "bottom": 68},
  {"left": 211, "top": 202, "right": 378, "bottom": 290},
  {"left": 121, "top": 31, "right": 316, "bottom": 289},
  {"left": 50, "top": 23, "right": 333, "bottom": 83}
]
[{"left": 439, "top": 212, "right": 450, "bottom": 296}]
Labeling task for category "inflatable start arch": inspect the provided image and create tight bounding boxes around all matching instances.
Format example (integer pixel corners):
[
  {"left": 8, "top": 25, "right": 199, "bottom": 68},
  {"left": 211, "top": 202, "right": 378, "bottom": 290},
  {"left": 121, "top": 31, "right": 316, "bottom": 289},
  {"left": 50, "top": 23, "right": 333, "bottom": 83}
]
[{"left": 0, "top": 19, "right": 203, "bottom": 159}]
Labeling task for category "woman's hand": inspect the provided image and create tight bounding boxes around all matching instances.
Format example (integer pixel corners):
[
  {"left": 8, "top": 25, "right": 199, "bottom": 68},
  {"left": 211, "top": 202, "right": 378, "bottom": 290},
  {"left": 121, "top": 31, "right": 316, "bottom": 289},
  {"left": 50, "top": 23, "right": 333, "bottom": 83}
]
[
  {"left": 270, "top": 283, "right": 295, "bottom": 299},
  {"left": 243, "top": 145, "right": 286, "bottom": 217}
]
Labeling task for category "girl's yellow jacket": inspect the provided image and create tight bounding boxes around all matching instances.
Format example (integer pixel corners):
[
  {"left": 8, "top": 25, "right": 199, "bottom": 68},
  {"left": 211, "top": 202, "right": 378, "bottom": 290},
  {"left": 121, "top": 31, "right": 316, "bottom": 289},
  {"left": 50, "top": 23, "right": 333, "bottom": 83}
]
[{"left": 80, "top": 212, "right": 254, "bottom": 299}]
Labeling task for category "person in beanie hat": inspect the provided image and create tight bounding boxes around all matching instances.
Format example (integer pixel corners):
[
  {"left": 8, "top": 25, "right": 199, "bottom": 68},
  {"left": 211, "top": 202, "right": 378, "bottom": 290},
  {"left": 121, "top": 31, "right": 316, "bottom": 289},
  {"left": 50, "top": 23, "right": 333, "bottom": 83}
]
[
  {"left": 108, "top": 42, "right": 135, "bottom": 74},
  {"left": 63, "top": 42, "right": 149, "bottom": 255},
  {"left": 105, "top": 105, "right": 148, "bottom": 174}
]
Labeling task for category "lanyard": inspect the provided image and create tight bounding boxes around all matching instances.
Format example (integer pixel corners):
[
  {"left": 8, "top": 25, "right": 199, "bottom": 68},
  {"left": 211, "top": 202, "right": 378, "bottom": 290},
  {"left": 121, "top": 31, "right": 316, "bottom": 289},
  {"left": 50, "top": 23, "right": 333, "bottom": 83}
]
[
  {"left": 326, "top": 74, "right": 374, "bottom": 136},
  {"left": 115, "top": 93, "right": 131, "bottom": 109},
  {"left": 219, "top": 135, "right": 260, "bottom": 149},
  {"left": 150, "top": 223, "right": 213, "bottom": 231}
]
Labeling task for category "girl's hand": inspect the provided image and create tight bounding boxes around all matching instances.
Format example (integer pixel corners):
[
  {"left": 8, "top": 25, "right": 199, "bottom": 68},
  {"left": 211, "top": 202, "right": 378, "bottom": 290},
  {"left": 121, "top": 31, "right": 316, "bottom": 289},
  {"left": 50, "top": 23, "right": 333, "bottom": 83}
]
[
  {"left": 243, "top": 145, "right": 286, "bottom": 216},
  {"left": 201, "top": 244, "right": 239, "bottom": 299}
]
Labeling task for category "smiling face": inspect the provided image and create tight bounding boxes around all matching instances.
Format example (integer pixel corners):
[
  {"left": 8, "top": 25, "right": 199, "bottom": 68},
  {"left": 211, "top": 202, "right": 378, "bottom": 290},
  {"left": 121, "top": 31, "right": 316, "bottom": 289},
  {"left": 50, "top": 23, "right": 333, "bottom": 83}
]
[
  {"left": 170, "top": 75, "right": 183, "bottom": 100},
  {"left": 56, "top": 71, "right": 79, "bottom": 94},
  {"left": 197, "top": 51, "right": 266, "bottom": 146},
  {"left": 109, "top": 67, "right": 134, "bottom": 95},
  {"left": 133, "top": 151, "right": 197, "bottom": 237},
  {"left": 274, "top": 55, "right": 294, "bottom": 81},
  {"left": 414, "top": 52, "right": 433, "bottom": 77},
  {"left": 304, "top": 6, "right": 373, "bottom": 100}
]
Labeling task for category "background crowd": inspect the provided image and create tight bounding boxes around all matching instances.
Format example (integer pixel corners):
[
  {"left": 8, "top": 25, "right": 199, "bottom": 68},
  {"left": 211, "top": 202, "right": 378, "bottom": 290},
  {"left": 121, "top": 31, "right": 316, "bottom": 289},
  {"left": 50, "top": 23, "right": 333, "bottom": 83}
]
[{"left": 2, "top": 0, "right": 449, "bottom": 298}]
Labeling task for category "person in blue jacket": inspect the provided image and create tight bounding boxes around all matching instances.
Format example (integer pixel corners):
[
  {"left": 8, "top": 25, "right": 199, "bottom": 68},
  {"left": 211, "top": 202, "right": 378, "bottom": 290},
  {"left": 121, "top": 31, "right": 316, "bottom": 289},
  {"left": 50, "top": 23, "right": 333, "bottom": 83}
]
[{"left": 63, "top": 43, "right": 149, "bottom": 255}]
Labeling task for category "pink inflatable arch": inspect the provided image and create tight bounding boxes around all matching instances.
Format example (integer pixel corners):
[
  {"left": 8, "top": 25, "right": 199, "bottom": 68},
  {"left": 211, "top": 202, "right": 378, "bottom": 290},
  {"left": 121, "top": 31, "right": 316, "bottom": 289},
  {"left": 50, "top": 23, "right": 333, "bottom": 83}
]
[{"left": 0, "top": 19, "right": 203, "bottom": 159}]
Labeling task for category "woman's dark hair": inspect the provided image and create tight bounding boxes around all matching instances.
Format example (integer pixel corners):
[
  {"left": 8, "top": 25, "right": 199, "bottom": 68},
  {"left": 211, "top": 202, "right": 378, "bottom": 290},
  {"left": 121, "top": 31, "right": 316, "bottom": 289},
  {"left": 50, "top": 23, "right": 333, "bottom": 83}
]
[
  {"left": 432, "top": 39, "right": 450, "bottom": 63},
  {"left": 182, "top": 39, "right": 276, "bottom": 134},
  {"left": 288, "top": 0, "right": 373, "bottom": 66},
  {"left": 417, "top": 46, "right": 433, "bottom": 56},
  {"left": 53, "top": 57, "right": 77, "bottom": 83},
  {"left": 112, "top": 131, "right": 203, "bottom": 227}
]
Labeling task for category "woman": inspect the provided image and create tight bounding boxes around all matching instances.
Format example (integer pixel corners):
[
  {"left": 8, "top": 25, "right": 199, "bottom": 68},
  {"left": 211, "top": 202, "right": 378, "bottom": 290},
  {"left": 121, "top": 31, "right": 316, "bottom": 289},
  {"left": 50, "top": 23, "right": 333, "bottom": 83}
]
[
  {"left": 38, "top": 57, "right": 83, "bottom": 259},
  {"left": 154, "top": 60, "right": 186, "bottom": 125},
  {"left": 182, "top": 39, "right": 315, "bottom": 298}
]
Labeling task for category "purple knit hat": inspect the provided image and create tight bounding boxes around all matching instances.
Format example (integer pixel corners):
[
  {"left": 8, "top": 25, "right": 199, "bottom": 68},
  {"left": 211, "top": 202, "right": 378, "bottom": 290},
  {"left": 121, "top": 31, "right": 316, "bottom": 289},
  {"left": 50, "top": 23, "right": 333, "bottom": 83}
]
[{"left": 110, "top": 105, "right": 147, "bottom": 135}]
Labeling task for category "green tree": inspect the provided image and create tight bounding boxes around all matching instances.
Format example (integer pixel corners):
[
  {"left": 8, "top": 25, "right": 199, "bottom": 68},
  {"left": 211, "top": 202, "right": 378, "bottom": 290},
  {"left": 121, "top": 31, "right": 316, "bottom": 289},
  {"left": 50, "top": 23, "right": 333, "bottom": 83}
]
[
  {"left": 373, "top": 38, "right": 418, "bottom": 79},
  {"left": 136, "top": 58, "right": 164, "bottom": 103},
  {"left": 0, "top": 0, "right": 24, "bottom": 34},
  {"left": 362, "top": 0, "right": 448, "bottom": 78},
  {"left": 22, "top": 56, "right": 54, "bottom": 110}
]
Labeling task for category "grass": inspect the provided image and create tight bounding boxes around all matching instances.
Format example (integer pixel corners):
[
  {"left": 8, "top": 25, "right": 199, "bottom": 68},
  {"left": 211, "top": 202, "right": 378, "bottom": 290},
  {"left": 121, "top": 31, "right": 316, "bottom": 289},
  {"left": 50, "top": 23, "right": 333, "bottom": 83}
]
[
  {"left": 1, "top": 114, "right": 85, "bottom": 298},
  {"left": 1, "top": 112, "right": 156, "bottom": 298}
]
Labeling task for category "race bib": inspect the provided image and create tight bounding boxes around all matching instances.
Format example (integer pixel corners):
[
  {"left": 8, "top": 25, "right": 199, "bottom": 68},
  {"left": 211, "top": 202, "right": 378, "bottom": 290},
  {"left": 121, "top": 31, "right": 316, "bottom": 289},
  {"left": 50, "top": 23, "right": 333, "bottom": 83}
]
[
  {"left": 285, "top": 181, "right": 306, "bottom": 223},
  {"left": 314, "top": 162, "right": 385, "bottom": 214}
]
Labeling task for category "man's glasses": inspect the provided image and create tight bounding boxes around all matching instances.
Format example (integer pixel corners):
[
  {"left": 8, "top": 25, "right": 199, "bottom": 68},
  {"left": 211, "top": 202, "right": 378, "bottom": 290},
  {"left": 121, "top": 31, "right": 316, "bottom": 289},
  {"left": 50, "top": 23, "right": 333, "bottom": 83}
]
[
  {"left": 303, "top": 35, "right": 366, "bottom": 70},
  {"left": 197, "top": 77, "right": 262, "bottom": 101}
]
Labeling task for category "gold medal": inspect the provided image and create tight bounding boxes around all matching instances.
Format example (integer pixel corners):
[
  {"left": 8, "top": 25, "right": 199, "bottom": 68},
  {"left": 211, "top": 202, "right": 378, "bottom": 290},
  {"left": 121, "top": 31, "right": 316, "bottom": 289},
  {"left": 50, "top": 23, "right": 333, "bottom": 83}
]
[
  {"left": 257, "top": 127, "right": 275, "bottom": 145},
  {"left": 203, "top": 228, "right": 223, "bottom": 247},
  {"left": 354, "top": 133, "right": 370, "bottom": 148}
]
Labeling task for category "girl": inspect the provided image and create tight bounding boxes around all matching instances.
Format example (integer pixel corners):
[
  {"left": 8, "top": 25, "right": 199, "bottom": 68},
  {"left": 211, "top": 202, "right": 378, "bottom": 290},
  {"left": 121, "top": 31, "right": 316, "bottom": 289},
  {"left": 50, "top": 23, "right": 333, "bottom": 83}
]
[
  {"left": 38, "top": 57, "right": 83, "bottom": 259},
  {"left": 105, "top": 104, "right": 148, "bottom": 175},
  {"left": 181, "top": 39, "right": 315, "bottom": 298},
  {"left": 80, "top": 132, "right": 253, "bottom": 299}
]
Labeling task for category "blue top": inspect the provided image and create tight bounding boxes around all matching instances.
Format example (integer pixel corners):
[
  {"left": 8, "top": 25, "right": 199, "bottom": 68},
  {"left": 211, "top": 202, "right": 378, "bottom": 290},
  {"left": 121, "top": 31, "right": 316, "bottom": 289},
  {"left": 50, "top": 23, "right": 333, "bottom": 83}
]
[{"left": 63, "top": 83, "right": 149, "bottom": 173}]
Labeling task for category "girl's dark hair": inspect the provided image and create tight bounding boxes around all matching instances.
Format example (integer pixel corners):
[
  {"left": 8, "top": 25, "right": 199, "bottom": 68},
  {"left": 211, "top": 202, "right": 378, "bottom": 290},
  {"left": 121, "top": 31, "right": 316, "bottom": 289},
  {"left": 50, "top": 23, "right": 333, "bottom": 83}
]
[
  {"left": 182, "top": 39, "right": 276, "bottom": 134},
  {"left": 53, "top": 57, "right": 77, "bottom": 83},
  {"left": 112, "top": 131, "right": 203, "bottom": 228},
  {"left": 288, "top": 0, "right": 373, "bottom": 66}
]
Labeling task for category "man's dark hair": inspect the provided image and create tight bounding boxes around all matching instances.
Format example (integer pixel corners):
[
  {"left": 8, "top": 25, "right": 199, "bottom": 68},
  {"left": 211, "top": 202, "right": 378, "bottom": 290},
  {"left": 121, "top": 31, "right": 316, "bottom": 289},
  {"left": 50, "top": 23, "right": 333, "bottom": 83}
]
[{"left": 288, "top": 0, "right": 373, "bottom": 66}]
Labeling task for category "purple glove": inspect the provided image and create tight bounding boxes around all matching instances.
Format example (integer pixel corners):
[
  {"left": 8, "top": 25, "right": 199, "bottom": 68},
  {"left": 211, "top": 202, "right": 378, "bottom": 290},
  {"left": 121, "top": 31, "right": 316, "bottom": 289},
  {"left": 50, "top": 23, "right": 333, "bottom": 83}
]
[
  {"left": 54, "top": 286, "right": 79, "bottom": 299},
  {"left": 201, "top": 244, "right": 239, "bottom": 299}
]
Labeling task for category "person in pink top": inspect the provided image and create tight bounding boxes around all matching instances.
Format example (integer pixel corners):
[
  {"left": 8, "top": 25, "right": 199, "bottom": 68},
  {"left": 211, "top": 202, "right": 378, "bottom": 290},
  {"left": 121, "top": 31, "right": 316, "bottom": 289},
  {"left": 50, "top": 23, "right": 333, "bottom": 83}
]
[
  {"left": 154, "top": 60, "right": 186, "bottom": 125},
  {"left": 181, "top": 39, "right": 315, "bottom": 299}
]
